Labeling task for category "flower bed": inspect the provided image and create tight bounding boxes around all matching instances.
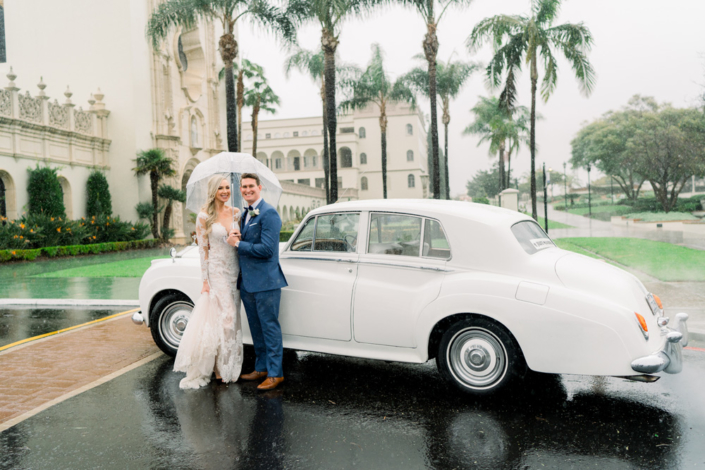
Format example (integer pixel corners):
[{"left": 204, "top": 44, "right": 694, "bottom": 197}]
[{"left": 0, "top": 239, "right": 159, "bottom": 263}]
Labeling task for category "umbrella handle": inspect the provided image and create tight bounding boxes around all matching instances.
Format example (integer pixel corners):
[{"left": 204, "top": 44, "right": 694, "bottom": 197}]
[{"left": 231, "top": 173, "right": 237, "bottom": 228}]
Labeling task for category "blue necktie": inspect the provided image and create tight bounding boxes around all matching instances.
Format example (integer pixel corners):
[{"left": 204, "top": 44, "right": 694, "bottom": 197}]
[{"left": 243, "top": 205, "right": 254, "bottom": 232}]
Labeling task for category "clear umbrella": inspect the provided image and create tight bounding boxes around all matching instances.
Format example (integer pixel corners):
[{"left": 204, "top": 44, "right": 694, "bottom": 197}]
[{"left": 185, "top": 152, "right": 283, "bottom": 227}]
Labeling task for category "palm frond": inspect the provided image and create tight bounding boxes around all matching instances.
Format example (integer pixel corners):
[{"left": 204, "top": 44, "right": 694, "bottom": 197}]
[
  {"left": 533, "top": 0, "right": 561, "bottom": 26},
  {"left": 146, "top": 0, "right": 208, "bottom": 49}
]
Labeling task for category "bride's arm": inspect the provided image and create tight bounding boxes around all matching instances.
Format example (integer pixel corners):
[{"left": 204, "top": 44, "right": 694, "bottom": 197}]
[{"left": 196, "top": 212, "right": 210, "bottom": 293}]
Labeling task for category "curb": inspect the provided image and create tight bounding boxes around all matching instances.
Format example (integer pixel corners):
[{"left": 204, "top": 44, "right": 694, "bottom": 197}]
[
  {"left": 0, "top": 299, "right": 139, "bottom": 308},
  {"left": 689, "top": 329, "right": 705, "bottom": 346}
]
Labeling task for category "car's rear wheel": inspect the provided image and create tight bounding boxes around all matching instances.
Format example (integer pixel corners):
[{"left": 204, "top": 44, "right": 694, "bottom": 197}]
[
  {"left": 150, "top": 294, "right": 194, "bottom": 356},
  {"left": 436, "top": 318, "right": 526, "bottom": 395}
]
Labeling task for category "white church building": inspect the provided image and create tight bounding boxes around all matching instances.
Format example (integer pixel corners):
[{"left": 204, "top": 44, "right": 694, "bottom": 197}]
[{"left": 0, "top": 0, "right": 428, "bottom": 242}]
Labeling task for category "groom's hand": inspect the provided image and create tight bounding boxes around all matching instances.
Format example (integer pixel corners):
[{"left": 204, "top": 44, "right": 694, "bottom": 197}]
[{"left": 227, "top": 228, "right": 241, "bottom": 247}]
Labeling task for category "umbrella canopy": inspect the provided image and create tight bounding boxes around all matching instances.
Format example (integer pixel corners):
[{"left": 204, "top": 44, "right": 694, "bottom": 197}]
[{"left": 185, "top": 152, "right": 283, "bottom": 217}]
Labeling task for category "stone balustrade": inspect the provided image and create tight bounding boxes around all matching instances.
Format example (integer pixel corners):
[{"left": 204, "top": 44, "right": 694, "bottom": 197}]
[{"left": 0, "top": 67, "right": 111, "bottom": 168}]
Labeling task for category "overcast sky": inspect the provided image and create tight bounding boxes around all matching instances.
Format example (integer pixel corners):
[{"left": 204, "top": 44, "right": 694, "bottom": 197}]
[{"left": 239, "top": 0, "right": 705, "bottom": 196}]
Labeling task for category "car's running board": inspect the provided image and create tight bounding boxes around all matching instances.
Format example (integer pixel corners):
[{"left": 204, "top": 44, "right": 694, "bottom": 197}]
[{"left": 617, "top": 374, "right": 660, "bottom": 383}]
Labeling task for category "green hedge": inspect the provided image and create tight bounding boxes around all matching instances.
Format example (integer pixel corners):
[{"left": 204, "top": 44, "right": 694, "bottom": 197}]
[
  {"left": 0, "top": 239, "right": 158, "bottom": 263},
  {"left": 280, "top": 231, "right": 294, "bottom": 242}
]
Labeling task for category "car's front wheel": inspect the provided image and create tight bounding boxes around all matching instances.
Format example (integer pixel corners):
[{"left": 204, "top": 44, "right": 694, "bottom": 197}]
[
  {"left": 150, "top": 293, "right": 194, "bottom": 356},
  {"left": 436, "top": 318, "right": 526, "bottom": 395}
]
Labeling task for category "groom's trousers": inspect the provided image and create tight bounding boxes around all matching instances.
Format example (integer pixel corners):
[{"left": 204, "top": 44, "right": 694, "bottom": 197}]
[{"left": 240, "top": 287, "right": 283, "bottom": 377}]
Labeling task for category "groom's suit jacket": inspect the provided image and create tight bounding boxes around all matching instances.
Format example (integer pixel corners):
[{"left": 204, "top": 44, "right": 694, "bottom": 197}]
[{"left": 237, "top": 199, "right": 288, "bottom": 293}]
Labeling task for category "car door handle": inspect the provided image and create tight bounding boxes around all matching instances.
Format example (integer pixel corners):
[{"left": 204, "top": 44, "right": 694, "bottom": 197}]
[{"left": 336, "top": 259, "right": 356, "bottom": 263}]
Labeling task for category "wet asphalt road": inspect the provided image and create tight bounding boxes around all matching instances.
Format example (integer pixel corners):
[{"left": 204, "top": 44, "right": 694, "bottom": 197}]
[
  {"left": 0, "top": 308, "right": 124, "bottom": 347},
  {"left": 1, "top": 346, "right": 704, "bottom": 470}
]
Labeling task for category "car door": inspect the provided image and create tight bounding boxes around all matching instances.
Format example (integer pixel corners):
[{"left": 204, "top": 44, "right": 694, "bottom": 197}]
[
  {"left": 353, "top": 214, "right": 450, "bottom": 348},
  {"left": 279, "top": 212, "right": 360, "bottom": 341}
]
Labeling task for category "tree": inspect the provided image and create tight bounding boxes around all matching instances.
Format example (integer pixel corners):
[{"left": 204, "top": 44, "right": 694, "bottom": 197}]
[
  {"left": 147, "top": 0, "right": 293, "bottom": 152},
  {"left": 339, "top": 44, "right": 416, "bottom": 199},
  {"left": 219, "top": 59, "right": 260, "bottom": 152},
  {"left": 86, "top": 171, "right": 112, "bottom": 217},
  {"left": 244, "top": 63, "right": 280, "bottom": 159},
  {"left": 468, "top": 0, "right": 596, "bottom": 220},
  {"left": 287, "top": 0, "right": 383, "bottom": 202},
  {"left": 398, "top": 0, "right": 473, "bottom": 199},
  {"left": 27, "top": 165, "right": 65, "bottom": 218},
  {"left": 463, "top": 96, "right": 530, "bottom": 191},
  {"left": 631, "top": 105, "right": 705, "bottom": 212},
  {"left": 465, "top": 163, "right": 500, "bottom": 199},
  {"left": 157, "top": 184, "right": 187, "bottom": 241},
  {"left": 427, "top": 123, "right": 447, "bottom": 197},
  {"left": 404, "top": 56, "right": 480, "bottom": 199},
  {"left": 284, "top": 46, "right": 357, "bottom": 203},
  {"left": 133, "top": 148, "right": 177, "bottom": 239},
  {"left": 570, "top": 96, "right": 655, "bottom": 202}
]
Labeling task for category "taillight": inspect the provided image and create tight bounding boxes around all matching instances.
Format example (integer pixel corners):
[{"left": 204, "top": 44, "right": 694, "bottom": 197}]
[{"left": 635, "top": 312, "right": 649, "bottom": 340}]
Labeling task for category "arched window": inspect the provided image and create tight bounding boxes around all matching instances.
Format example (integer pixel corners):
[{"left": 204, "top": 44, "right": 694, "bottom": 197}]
[
  {"left": 361, "top": 177, "right": 369, "bottom": 191},
  {"left": 406, "top": 124, "right": 413, "bottom": 135},
  {"left": 359, "top": 127, "right": 366, "bottom": 138},
  {"left": 0, "top": 177, "right": 5, "bottom": 218},
  {"left": 293, "top": 156, "right": 301, "bottom": 171},
  {"left": 408, "top": 174, "right": 415, "bottom": 188},
  {"left": 284, "top": 132, "right": 290, "bottom": 138},
  {"left": 406, "top": 150, "right": 414, "bottom": 161},
  {"left": 190, "top": 116, "right": 199, "bottom": 147},
  {"left": 275, "top": 158, "right": 282, "bottom": 169},
  {"left": 340, "top": 147, "right": 353, "bottom": 168},
  {"left": 360, "top": 153, "right": 367, "bottom": 164}
]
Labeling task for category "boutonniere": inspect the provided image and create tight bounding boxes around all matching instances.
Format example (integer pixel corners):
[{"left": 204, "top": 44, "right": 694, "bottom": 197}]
[{"left": 251, "top": 208, "right": 260, "bottom": 217}]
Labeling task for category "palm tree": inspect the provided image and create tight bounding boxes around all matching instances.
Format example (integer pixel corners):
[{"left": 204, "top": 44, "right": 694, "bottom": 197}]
[
  {"left": 339, "top": 44, "right": 416, "bottom": 199},
  {"left": 404, "top": 55, "right": 480, "bottom": 199},
  {"left": 244, "top": 64, "right": 280, "bottom": 159},
  {"left": 157, "top": 184, "right": 187, "bottom": 241},
  {"left": 287, "top": 0, "right": 381, "bottom": 202},
  {"left": 147, "top": 0, "right": 293, "bottom": 152},
  {"left": 398, "top": 0, "right": 474, "bottom": 199},
  {"left": 504, "top": 107, "right": 530, "bottom": 188},
  {"left": 467, "top": 0, "right": 596, "bottom": 220},
  {"left": 133, "top": 148, "right": 177, "bottom": 239}
]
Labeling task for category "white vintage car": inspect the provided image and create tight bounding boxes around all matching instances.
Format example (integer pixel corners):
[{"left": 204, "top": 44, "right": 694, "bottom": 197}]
[{"left": 134, "top": 199, "right": 689, "bottom": 395}]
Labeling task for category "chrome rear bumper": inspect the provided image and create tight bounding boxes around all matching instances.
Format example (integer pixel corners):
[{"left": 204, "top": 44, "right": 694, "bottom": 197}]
[
  {"left": 631, "top": 313, "right": 689, "bottom": 374},
  {"left": 132, "top": 311, "right": 145, "bottom": 326}
]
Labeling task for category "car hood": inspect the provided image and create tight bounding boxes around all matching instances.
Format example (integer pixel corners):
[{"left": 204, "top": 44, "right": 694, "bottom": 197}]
[{"left": 555, "top": 253, "right": 648, "bottom": 314}]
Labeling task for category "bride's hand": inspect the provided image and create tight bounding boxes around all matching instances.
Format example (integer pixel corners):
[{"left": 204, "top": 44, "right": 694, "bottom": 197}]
[{"left": 201, "top": 281, "right": 210, "bottom": 294}]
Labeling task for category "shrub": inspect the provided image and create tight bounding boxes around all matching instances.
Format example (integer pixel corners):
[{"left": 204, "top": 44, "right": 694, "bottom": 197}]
[
  {"left": 280, "top": 231, "right": 294, "bottom": 242},
  {"left": 27, "top": 165, "right": 66, "bottom": 218},
  {"left": 86, "top": 171, "right": 112, "bottom": 217},
  {"left": 0, "top": 238, "right": 158, "bottom": 263},
  {"left": 81, "top": 214, "right": 148, "bottom": 244},
  {"left": 474, "top": 197, "right": 490, "bottom": 205}
]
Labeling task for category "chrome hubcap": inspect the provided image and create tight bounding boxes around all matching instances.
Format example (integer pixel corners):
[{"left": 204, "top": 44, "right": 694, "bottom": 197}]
[
  {"left": 159, "top": 302, "right": 193, "bottom": 348},
  {"left": 448, "top": 328, "right": 507, "bottom": 389}
]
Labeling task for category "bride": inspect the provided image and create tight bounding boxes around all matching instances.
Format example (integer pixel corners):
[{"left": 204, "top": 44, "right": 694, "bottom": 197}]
[{"left": 174, "top": 174, "right": 243, "bottom": 389}]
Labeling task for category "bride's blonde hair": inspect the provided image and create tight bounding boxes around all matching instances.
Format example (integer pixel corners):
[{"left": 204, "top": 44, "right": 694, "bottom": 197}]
[{"left": 201, "top": 174, "right": 230, "bottom": 238}]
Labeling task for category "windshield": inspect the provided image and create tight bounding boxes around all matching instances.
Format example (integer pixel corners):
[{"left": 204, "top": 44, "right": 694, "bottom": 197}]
[{"left": 511, "top": 221, "right": 554, "bottom": 254}]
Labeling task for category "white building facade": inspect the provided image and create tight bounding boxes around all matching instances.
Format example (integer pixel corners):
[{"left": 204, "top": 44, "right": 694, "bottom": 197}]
[{"left": 241, "top": 102, "right": 430, "bottom": 202}]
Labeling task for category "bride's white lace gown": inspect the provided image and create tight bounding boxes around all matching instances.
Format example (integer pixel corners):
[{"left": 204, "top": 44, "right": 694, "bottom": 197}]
[{"left": 174, "top": 211, "right": 243, "bottom": 389}]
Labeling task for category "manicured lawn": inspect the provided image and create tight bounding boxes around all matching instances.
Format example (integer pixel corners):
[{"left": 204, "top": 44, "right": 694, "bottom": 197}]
[
  {"left": 33, "top": 256, "right": 168, "bottom": 278},
  {"left": 535, "top": 216, "right": 574, "bottom": 230},
  {"left": 566, "top": 204, "right": 632, "bottom": 216},
  {"left": 555, "top": 237, "right": 705, "bottom": 281}
]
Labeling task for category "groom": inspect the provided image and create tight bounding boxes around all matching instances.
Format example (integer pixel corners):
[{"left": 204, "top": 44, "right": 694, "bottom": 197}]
[{"left": 228, "top": 173, "right": 288, "bottom": 391}]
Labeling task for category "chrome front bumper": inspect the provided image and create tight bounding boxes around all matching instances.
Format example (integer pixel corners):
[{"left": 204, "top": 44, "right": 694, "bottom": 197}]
[
  {"left": 631, "top": 313, "right": 689, "bottom": 374},
  {"left": 132, "top": 311, "right": 145, "bottom": 326}
]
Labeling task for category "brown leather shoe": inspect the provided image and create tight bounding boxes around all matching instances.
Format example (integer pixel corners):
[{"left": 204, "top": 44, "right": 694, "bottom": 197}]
[
  {"left": 240, "top": 371, "right": 267, "bottom": 381},
  {"left": 257, "top": 377, "right": 284, "bottom": 391}
]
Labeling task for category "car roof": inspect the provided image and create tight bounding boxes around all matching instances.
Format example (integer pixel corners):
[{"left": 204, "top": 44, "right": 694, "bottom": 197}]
[{"left": 308, "top": 199, "right": 534, "bottom": 227}]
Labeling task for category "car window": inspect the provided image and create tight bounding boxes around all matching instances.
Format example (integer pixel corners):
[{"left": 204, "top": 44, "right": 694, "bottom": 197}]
[
  {"left": 314, "top": 213, "right": 359, "bottom": 252},
  {"left": 368, "top": 213, "right": 422, "bottom": 257},
  {"left": 423, "top": 219, "right": 451, "bottom": 259},
  {"left": 290, "top": 217, "right": 315, "bottom": 252},
  {"left": 511, "top": 220, "right": 554, "bottom": 254}
]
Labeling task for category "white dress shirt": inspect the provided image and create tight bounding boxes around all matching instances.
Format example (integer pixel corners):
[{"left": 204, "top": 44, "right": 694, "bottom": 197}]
[{"left": 244, "top": 197, "right": 263, "bottom": 226}]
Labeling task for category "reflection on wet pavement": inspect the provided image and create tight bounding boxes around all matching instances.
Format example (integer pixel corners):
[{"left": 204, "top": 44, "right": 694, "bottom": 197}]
[
  {"left": 2, "top": 348, "right": 704, "bottom": 470},
  {"left": 0, "top": 308, "right": 123, "bottom": 347},
  {"left": 0, "top": 248, "right": 170, "bottom": 300}
]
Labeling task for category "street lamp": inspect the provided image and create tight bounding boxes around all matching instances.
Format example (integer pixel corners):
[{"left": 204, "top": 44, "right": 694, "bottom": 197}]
[
  {"left": 543, "top": 162, "right": 548, "bottom": 233},
  {"left": 586, "top": 163, "right": 592, "bottom": 218},
  {"left": 563, "top": 162, "right": 567, "bottom": 209}
]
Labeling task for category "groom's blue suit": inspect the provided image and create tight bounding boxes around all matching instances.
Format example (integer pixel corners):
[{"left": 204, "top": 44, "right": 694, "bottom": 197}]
[{"left": 238, "top": 199, "right": 287, "bottom": 377}]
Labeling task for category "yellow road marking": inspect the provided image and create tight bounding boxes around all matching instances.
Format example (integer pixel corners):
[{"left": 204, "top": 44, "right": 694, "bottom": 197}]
[{"left": 0, "top": 308, "right": 139, "bottom": 352}]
